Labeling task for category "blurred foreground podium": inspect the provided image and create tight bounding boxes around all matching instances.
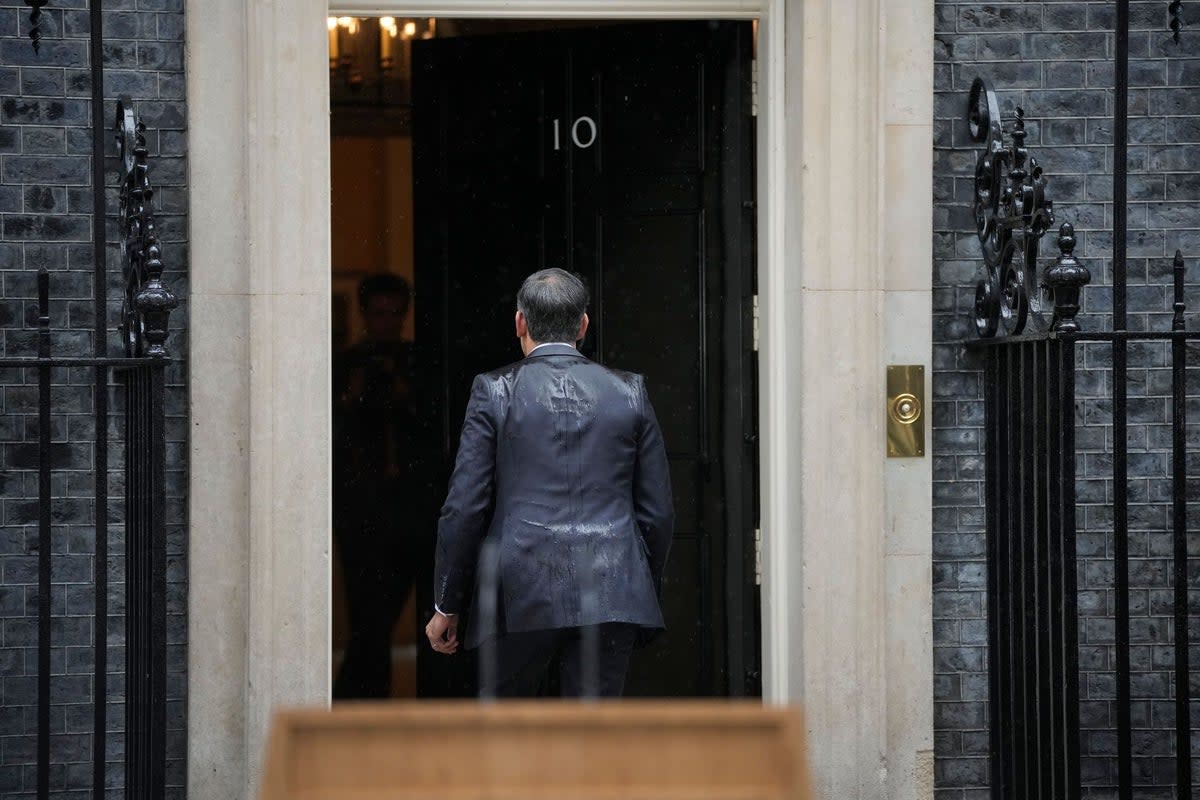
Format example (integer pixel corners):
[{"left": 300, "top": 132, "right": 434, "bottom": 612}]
[{"left": 260, "top": 701, "right": 813, "bottom": 799}]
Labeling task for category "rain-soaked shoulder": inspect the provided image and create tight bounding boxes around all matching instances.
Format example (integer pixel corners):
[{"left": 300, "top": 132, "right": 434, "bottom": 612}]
[
  {"left": 596, "top": 364, "right": 643, "bottom": 409},
  {"left": 476, "top": 362, "right": 522, "bottom": 404},
  {"left": 480, "top": 356, "right": 643, "bottom": 407},
  {"left": 601, "top": 364, "right": 640, "bottom": 386}
]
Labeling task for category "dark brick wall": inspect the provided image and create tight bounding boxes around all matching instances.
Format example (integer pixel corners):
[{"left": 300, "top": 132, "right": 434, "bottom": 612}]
[
  {"left": 934, "top": 2, "right": 1200, "bottom": 797},
  {"left": 0, "top": 1, "right": 186, "bottom": 798}
]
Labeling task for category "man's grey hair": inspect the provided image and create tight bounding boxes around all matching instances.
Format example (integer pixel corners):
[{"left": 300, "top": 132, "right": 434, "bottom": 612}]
[{"left": 517, "top": 268, "right": 590, "bottom": 344}]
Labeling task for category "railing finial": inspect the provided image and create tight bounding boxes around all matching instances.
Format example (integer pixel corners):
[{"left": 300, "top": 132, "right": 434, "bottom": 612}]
[{"left": 1044, "top": 223, "right": 1091, "bottom": 333}]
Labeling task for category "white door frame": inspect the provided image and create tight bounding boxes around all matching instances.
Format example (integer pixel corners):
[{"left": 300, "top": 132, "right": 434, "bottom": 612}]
[
  {"left": 323, "top": 0, "right": 792, "bottom": 708},
  {"left": 186, "top": 0, "right": 934, "bottom": 797},
  {"left": 327, "top": 0, "right": 788, "bottom": 694},
  {"left": 331, "top": 0, "right": 794, "bottom": 707}
]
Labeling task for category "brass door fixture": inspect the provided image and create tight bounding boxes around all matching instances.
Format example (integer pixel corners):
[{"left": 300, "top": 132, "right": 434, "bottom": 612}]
[{"left": 886, "top": 365, "right": 925, "bottom": 458}]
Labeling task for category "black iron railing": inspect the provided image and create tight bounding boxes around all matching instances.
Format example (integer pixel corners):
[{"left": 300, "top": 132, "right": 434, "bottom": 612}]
[
  {"left": 981, "top": 329, "right": 1081, "bottom": 797},
  {"left": 5, "top": 2, "right": 176, "bottom": 798},
  {"left": 967, "top": 2, "right": 1193, "bottom": 797},
  {"left": 975, "top": 321, "right": 1199, "bottom": 798}
]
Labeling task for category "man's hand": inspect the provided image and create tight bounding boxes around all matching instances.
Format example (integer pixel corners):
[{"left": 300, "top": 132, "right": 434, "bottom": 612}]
[{"left": 425, "top": 612, "right": 459, "bottom": 655}]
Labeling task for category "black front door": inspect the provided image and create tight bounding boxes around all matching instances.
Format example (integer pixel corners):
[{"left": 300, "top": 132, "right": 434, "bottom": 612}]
[{"left": 412, "top": 21, "right": 758, "bottom": 697}]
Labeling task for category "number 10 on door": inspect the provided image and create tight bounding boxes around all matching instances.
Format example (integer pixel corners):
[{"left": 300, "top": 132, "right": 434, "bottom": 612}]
[{"left": 552, "top": 117, "right": 598, "bottom": 150}]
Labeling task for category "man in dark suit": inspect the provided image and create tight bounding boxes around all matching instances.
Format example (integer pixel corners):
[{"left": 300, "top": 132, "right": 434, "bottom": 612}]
[{"left": 424, "top": 268, "right": 673, "bottom": 698}]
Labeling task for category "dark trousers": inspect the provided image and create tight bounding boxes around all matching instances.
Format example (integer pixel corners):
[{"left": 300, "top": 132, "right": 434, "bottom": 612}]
[{"left": 486, "top": 623, "right": 639, "bottom": 698}]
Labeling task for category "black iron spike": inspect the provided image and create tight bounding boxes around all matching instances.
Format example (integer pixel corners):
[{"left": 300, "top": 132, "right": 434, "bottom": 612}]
[
  {"left": 24, "top": 1, "right": 48, "bottom": 54},
  {"left": 1173, "top": 251, "right": 1187, "bottom": 330},
  {"left": 1009, "top": 108, "right": 1029, "bottom": 184}
]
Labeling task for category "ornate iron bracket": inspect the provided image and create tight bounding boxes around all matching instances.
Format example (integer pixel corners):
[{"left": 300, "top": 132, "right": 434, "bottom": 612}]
[
  {"left": 1170, "top": 0, "right": 1185, "bottom": 42},
  {"left": 116, "top": 100, "right": 178, "bottom": 359},
  {"left": 967, "top": 77, "right": 1061, "bottom": 338},
  {"left": 24, "top": 0, "right": 49, "bottom": 53}
]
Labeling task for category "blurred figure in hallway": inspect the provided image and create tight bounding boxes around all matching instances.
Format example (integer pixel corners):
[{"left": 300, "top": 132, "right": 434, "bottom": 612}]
[{"left": 333, "top": 273, "right": 419, "bottom": 698}]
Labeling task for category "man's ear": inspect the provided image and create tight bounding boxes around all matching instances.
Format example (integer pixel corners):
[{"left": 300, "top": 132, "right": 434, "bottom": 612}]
[
  {"left": 576, "top": 313, "right": 590, "bottom": 343},
  {"left": 515, "top": 310, "right": 528, "bottom": 339}
]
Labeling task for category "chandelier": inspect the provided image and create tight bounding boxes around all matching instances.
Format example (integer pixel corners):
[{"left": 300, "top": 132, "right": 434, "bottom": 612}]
[{"left": 328, "top": 16, "right": 437, "bottom": 106}]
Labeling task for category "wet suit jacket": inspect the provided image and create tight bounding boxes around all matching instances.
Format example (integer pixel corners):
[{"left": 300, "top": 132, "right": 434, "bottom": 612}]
[{"left": 433, "top": 342, "right": 674, "bottom": 650}]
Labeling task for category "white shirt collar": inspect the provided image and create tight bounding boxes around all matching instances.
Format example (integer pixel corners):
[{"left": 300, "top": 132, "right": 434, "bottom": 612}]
[{"left": 528, "top": 342, "right": 575, "bottom": 354}]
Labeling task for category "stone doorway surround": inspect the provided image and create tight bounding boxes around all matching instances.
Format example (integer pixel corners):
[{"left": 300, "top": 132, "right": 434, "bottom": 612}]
[{"left": 185, "top": 1, "right": 935, "bottom": 797}]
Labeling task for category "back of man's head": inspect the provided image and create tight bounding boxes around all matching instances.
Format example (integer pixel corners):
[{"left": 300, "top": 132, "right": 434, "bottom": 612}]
[{"left": 517, "top": 269, "right": 589, "bottom": 344}]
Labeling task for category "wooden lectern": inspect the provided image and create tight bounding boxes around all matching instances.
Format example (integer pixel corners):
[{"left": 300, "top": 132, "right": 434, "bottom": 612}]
[{"left": 260, "top": 701, "right": 813, "bottom": 799}]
